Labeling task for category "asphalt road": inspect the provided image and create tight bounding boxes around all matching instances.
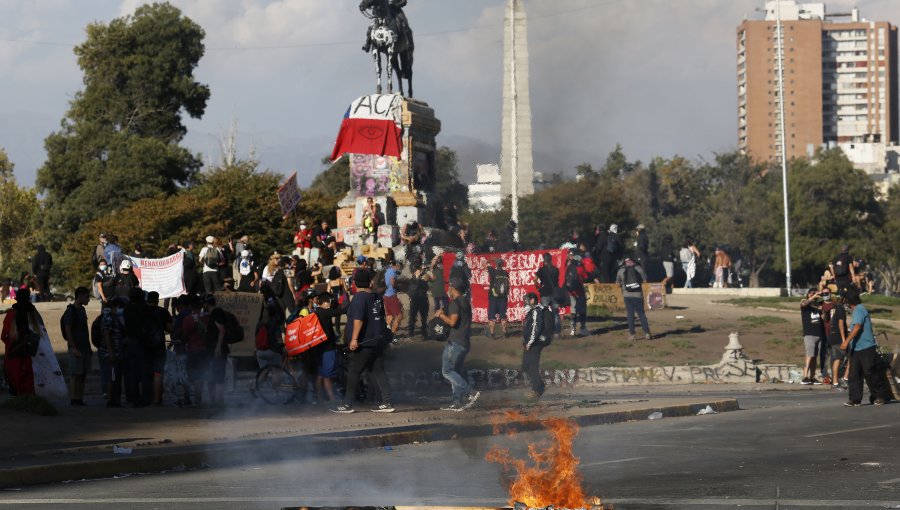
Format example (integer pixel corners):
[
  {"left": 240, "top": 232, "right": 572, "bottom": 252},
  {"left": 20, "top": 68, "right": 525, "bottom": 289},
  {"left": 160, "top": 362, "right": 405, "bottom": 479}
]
[{"left": 1, "top": 390, "right": 898, "bottom": 510}]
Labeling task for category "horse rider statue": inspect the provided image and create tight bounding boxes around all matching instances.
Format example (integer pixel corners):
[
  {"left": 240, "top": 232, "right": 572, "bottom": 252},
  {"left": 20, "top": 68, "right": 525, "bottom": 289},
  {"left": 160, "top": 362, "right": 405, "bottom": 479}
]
[{"left": 360, "top": 0, "right": 415, "bottom": 97}]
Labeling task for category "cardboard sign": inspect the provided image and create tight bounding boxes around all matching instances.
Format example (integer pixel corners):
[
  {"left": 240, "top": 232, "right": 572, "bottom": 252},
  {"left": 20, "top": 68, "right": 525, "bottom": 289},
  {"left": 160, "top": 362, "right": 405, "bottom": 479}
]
[
  {"left": 213, "top": 292, "right": 264, "bottom": 344},
  {"left": 277, "top": 172, "right": 302, "bottom": 219}
]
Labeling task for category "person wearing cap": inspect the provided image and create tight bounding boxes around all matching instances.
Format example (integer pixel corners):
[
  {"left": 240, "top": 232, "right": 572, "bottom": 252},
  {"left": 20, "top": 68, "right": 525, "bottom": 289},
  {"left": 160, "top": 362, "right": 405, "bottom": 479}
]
[
  {"left": 232, "top": 235, "right": 251, "bottom": 280},
  {"left": 331, "top": 269, "right": 395, "bottom": 414},
  {"left": 799, "top": 288, "right": 826, "bottom": 385},
  {"left": 93, "top": 233, "right": 108, "bottom": 269},
  {"left": 199, "top": 236, "right": 223, "bottom": 293},
  {"left": 113, "top": 259, "right": 140, "bottom": 300},
  {"left": 841, "top": 288, "right": 892, "bottom": 406},
  {"left": 236, "top": 249, "right": 259, "bottom": 292},
  {"left": 829, "top": 245, "right": 855, "bottom": 295},
  {"left": 435, "top": 276, "right": 480, "bottom": 412},
  {"left": 600, "top": 224, "right": 621, "bottom": 283},
  {"left": 616, "top": 257, "right": 650, "bottom": 341}
]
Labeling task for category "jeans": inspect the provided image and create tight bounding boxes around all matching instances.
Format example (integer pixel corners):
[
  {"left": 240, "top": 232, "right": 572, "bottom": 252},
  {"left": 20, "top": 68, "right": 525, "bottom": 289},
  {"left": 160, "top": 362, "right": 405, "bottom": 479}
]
[
  {"left": 572, "top": 294, "right": 587, "bottom": 329},
  {"left": 848, "top": 346, "right": 891, "bottom": 404},
  {"left": 433, "top": 295, "right": 449, "bottom": 313},
  {"left": 624, "top": 296, "right": 650, "bottom": 335},
  {"left": 522, "top": 343, "right": 545, "bottom": 395},
  {"left": 441, "top": 342, "right": 471, "bottom": 404},
  {"left": 343, "top": 348, "right": 391, "bottom": 405},
  {"left": 682, "top": 263, "right": 692, "bottom": 288},
  {"left": 202, "top": 271, "right": 221, "bottom": 294}
]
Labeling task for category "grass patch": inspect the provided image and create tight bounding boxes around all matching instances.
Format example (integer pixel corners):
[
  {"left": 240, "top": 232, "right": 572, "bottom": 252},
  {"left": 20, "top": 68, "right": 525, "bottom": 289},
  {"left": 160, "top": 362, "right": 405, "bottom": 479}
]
[
  {"left": 671, "top": 339, "right": 696, "bottom": 350},
  {"left": 766, "top": 337, "right": 785, "bottom": 347},
  {"left": 740, "top": 315, "right": 789, "bottom": 327},
  {"left": 685, "top": 360, "right": 709, "bottom": 366},
  {"left": 542, "top": 360, "right": 579, "bottom": 371},
  {"left": 594, "top": 358, "right": 628, "bottom": 367},
  {"left": 615, "top": 341, "right": 633, "bottom": 349},
  {"left": 1, "top": 395, "right": 59, "bottom": 416},
  {"left": 722, "top": 297, "right": 794, "bottom": 308},
  {"left": 861, "top": 295, "right": 900, "bottom": 307}
]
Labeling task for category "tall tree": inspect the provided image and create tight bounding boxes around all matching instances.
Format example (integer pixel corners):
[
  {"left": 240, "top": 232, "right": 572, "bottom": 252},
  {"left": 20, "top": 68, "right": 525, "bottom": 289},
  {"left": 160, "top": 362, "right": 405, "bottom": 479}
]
[
  {"left": 0, "top": 149, "right": 40, "bottom": 277},
  {"left": 37, "top": 2, "right": 209, "bottom": 248},
  {"left": 435, "top": 146, "right": 468, "bottom": 208}
]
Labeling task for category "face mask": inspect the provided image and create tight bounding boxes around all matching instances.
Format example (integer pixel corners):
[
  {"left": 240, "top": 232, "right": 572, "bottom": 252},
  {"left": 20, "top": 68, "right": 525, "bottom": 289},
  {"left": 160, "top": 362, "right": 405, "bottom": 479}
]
[{"left": 99, "top": 266, "right": 107, "bottom": 272}]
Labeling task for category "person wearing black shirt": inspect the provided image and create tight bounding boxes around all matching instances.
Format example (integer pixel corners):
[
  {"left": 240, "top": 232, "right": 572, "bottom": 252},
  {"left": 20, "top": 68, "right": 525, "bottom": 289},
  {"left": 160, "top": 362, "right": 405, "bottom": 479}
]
[
  {"left": 203, "top": 294, "right": 230, "bottom": 406},
  {"left": 535, "top": 253, "right": 561, "bottom": 334},
  {"left": 487, "top": 259, "right": 510, "bottom": 338},
  {"left": 62, "top": 287, "right": 91, "bottom": 405},
  {"left": 331, "top": 270, "right": 394, "bottom": 414},
  {"left": 829, "top": 245, "right": 855, "bottom": 294},
  {"left": 800, "top": 288, "right": 826, "bottom": 385},
  {"left": 827, "top": 292, "right": 850, "bottom": 389},
  {"left": 146, "top": 292, "right": 173, "bottom": 405},
  {"left": 435, "top": 277, "right": 480, "bottom": 412},
  {"left": 633, "top": 225, "right": 649, "bottom": 270},
  {"left": 313, "top": 292, "right": 347, "bottom": 403},
  {"left": 31, "top": 245, "right": 52, "bottom": 302},
  {"left": 407, "top": 263, "right": 430, "bottom": 338}
]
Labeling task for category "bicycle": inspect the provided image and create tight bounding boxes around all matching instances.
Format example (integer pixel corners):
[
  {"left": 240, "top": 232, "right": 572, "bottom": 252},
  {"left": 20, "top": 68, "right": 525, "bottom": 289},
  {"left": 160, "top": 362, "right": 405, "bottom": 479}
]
[{"left": 255, "top": 355, "right": 307, "bottom": 405}]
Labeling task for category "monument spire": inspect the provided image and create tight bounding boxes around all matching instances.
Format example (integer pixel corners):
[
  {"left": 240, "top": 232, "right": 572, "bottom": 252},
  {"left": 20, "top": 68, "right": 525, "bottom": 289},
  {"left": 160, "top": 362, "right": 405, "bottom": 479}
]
[{"left": 501, "top": 0, "right": 534, "bottom": 199}]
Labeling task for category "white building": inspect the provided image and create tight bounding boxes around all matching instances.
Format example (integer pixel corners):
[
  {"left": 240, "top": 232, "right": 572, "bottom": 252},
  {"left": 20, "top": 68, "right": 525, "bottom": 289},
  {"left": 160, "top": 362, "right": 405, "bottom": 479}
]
[{"left": 468, "top": 164, "right": 503, "bottom": 212}]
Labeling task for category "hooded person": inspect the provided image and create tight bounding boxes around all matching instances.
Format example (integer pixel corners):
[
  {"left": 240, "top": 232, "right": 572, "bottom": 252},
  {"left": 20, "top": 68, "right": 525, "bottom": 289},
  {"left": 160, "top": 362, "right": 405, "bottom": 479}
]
[{"left": 1, "top": 288, "right": 42, "bottom": 395}]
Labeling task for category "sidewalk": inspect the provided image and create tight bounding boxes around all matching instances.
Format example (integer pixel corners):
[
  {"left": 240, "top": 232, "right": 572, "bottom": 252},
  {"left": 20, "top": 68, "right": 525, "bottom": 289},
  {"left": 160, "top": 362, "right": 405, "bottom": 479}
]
[{"left": 0, "top": 387, "right": 740, "bottom": 489}]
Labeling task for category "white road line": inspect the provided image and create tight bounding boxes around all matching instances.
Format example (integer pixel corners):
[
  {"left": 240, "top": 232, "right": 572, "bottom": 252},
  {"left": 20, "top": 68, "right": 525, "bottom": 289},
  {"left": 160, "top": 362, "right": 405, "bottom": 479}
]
[
  {"left": 804, "top": 424, "right": 894, "bottom": 438},
  {"left": 581, "top": 456, "right": 647, "bottom": 467}
]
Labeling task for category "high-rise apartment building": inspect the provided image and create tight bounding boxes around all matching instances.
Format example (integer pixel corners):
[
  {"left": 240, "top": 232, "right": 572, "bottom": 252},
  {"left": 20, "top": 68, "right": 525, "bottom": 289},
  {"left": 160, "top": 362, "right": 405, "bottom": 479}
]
[{"left": 737, "top": 1, "right": 898, "bottom": 164}]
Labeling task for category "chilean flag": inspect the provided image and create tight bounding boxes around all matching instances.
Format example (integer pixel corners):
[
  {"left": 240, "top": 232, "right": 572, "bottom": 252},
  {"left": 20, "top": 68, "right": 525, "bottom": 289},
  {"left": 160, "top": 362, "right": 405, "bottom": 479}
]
[{"left": 331, "top": 94, "right": 403, "bottom": 161}]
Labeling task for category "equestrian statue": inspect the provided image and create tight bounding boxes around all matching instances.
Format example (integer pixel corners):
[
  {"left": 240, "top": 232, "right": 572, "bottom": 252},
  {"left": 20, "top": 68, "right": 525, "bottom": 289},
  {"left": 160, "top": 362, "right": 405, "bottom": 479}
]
[{"left": 360, "top": 0, "right": 414, "bottom": 98}]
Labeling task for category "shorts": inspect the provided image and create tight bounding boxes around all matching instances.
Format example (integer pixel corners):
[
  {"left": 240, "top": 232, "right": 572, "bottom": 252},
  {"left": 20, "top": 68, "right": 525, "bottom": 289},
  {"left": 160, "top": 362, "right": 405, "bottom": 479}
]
[
  {"left": 830, "top": 344, "right": 847, "bottom": 361},
  {"left": 488, "top": 297, "right": 508, "bottom": 322},
  {"left": 803, "top": 335, "right": 823, "bottom": 358},
  {"left": 153, "top": 351, "right": 167, "bottom": 376},
  {"left": 186, "top": 351, "right": 210, "bottom": 383},
  {"left": 384, "top": 295, "right": 403, "bottom": 316},
  {"left": 319, "top": 349, "right": 338, "bottom": 378},
  {"left": 209, "top": 355, "right": 227, "bottom": 384},
  {"left": 67, "top": 348, "right": 92, "bottom": 377}
]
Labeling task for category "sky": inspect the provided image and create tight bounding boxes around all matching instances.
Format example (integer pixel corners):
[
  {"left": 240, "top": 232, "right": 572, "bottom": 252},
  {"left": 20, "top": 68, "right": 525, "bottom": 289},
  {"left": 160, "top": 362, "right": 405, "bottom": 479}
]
[{"left": 0, "top": 0, "right": 897, "bottom": 188}]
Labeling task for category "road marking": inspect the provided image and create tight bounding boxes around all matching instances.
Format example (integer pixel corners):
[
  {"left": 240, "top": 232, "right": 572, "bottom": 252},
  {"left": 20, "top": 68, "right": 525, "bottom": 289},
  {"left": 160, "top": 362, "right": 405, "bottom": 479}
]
[
  {"left": 607, "top": 497, "right": 900, "bottom": 507},
  {"left": 582, "top": 456, "right": 647, "bottom": 467},
  {"left": 879, "top": 477, "right": 900, "bottom": 485},
  {"left": 804, "top": 424, "right": 893, "bottom": 438}
]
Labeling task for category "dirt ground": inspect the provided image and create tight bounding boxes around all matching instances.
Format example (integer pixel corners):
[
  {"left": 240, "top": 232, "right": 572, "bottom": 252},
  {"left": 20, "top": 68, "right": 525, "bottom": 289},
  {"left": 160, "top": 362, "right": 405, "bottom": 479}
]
[{"left": 17, "top": 293, "right": 900, "bottom": 376}]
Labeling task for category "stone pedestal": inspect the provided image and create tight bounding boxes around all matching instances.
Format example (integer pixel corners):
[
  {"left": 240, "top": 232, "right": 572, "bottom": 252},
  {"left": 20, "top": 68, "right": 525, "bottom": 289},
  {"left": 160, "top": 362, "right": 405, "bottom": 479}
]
[{"left": 337, "top": 95, "right": 443, "bottom": 249}]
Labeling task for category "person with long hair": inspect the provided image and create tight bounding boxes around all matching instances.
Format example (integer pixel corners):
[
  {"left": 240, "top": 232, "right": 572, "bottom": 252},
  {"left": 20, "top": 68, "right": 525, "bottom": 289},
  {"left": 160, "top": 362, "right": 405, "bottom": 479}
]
[{"left": 1, "top": 288, "right": 42, "bottom": 395}]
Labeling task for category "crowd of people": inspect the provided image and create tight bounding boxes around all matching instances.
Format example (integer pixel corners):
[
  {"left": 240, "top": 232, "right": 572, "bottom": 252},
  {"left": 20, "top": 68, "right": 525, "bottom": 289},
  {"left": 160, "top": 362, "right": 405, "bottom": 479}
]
[{"left": 796, "top": 244, "right": 894, "bottom": 407}]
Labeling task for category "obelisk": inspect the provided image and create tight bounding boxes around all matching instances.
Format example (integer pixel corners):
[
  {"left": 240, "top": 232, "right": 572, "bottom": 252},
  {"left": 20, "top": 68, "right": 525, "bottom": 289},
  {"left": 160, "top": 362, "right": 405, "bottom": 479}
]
[{"left": 500, "top": 0, "right": 534, "bottom": 198}]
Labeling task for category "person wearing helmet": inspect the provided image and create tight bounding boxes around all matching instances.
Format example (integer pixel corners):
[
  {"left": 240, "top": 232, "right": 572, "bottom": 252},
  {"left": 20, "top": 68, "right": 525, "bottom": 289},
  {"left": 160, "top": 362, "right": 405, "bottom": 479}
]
[
  {"left": 113, "top": 259, "right": 140, "bottom": 301},
  {"left": 236, "top": 249, "right": 259, "bottom": 292}
]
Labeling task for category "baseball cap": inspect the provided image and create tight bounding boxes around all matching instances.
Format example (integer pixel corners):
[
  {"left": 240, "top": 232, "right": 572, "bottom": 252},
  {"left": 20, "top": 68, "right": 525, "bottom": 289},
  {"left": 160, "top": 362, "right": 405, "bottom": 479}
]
[{"left": 205, "top": 235, "right": 215, "bottom": 244}]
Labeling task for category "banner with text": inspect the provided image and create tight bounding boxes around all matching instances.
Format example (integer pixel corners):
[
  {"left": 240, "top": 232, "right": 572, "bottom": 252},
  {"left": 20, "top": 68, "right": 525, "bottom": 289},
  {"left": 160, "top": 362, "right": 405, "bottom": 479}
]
[
  {"left": 128, "top": 251, "right": 185, "bottom": 299},
  {"left": 442, "top": 249, "right": 568, "bottom": 324},
  {"left": 277, "top": 172, "right": 302, "bottom": 219}
]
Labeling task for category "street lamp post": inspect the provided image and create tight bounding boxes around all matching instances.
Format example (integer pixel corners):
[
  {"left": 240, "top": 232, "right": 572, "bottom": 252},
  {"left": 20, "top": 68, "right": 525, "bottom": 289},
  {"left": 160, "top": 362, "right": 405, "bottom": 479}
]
[{"left": 775, "top": 0, "right": 793, "bottom": 292}]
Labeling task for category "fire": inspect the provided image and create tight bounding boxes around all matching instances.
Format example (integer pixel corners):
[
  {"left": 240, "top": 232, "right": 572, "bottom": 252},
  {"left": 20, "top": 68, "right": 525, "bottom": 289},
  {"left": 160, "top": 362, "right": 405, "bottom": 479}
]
[{"left": 485, "top": 411, "right": 600, "bottom": 509}]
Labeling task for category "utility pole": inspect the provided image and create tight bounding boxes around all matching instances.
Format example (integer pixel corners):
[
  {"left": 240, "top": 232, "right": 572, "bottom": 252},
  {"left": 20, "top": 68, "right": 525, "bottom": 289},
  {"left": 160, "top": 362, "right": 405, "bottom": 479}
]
[{"left": 775, "top": 0, "right": 793, "bottom": 292}]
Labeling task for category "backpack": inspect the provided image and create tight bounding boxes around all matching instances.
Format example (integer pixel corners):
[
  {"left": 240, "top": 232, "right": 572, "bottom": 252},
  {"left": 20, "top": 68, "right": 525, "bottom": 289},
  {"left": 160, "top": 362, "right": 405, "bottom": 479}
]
[
  {"left": 238, "top": 257, "right": 252, "bottom": 276},
  {"left": 222, "top": 311, "right": 244, "bottom": 344},
  {"left": 679, "top": 247, "right": 693, "bottom": 263},
  {"left": 490, "top": 270, "right": 510, "bottom": 298},
  {"left": 139, "top": 311, "right": 165, "bottom": 352},
  {"left": 833, "top": 257, "right": 849, "bottom": 277},
  {"left": 204, "top": 247, "right": 220, "bottom": 270},
  {"left": 542, "top": 305, "right": 556, "bottom": 345},
  {"left": 428, "top": 316, "right": 450, "bottom": 342},
  {"left": 91, "top": 315, "right": 103, "bottom": 350},
  {"left": 565, "top": 265, "right": 583, "bottom": 293},
  {"left": 60, "top": 304, "right": 74, "bottom": 342},
  {"left": 255, "top": 323, "right": 272, "bottom": 351},
  {"left": 624, "top": 266, "right": 643, "bottom": 292}
]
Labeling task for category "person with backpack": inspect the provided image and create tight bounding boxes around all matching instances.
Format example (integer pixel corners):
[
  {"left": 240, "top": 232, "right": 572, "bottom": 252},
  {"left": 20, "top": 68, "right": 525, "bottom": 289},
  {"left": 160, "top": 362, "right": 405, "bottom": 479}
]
[
  {"left": 522, "top": 292, "right": 553, "bottom": 401},
  {"left": 830, "top": 244, "right": 856, "bottom": 295},
  {"left": 617, "top": 257, "right": 651, "bottom": 341},
  {"left": 199, "top": 236, "right": 223, "bottom": 294},
  {"left": 535, "top": 253, "right": 562, "bottom": 335},
  {"left": 113, "top": 260, "right": 140, "bottom": 301},
  {"left": 435, "top": 276, "right": 480, "bottom": 412},
  {"left": 565, "top": 250, "right": 588, "bottom": 337},
  {"left": 331, "top": 270, "right": 395, "bottom": 414},
  {"left": 487, "top": 258, "right": 510, "bottom": 339},
  {"left": 62, "top": 287, "right": 91, "bottom": 406}
]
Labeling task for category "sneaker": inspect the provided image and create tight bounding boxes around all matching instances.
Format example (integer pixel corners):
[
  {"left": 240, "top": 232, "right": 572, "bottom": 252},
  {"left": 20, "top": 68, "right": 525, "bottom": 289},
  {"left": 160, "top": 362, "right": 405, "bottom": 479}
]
[
  {"left": 330, "top": 403, "right": 355, "bottom": 414},
  {"left": 839, "top": 378, "right": 849, "bottom": 389},
  {"left": 372, "top": 403, "right": 395, "bottom": 413},
  {"left": 822, "top": 376, "right": 832, "bottom": 385},
  {"left": 628, "top": 334, "right": 636, "bottom": 342},
  {"left": 843, "top": 401, "right": 861, "bottom": 407},
  {"left": 873, "top": 398, "right": 887, "bottom": 406},
  {"left": 440, "top": 403, "right": 463, "bottom": 412},
  {"left": 832, "top": 383, "right": 840, "bottom": 389},
  {"left": 644, "top": 333, "right": 652, "bottom": 341},
  {"left": 810, "top": 378, "right": 823, "bottom": 385},
  {"left": 800, "top": 378, "right": 812, "bottom": 385},
  {"left": 569, "top": 326, "right": 576, "bottom": 336},
  {"left": 461, "top": 390, "right": 481, "bottom": 410}
]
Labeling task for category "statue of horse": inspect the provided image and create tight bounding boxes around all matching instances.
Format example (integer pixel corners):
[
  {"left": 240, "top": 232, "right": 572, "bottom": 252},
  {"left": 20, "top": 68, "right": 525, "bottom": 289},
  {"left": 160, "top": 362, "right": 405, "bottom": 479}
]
[{"left": 360, "top": 0, "right": 414, "bottom": 98}]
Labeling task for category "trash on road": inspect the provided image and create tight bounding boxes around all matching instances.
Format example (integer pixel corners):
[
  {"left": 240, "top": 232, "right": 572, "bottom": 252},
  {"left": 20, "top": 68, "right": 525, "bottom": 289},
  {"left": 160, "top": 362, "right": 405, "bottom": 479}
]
[
  {"left": 112, "top": 446, "right": 133, "bottom": 455},
  {"left": 675, "top": 315, "right": 685, "bottom": 319},
  {"left": 697, "top": 405, "right": 718, "bottom": 416},
  {"left": 648, "top": 412, "right": 663, "bottom": 420}
]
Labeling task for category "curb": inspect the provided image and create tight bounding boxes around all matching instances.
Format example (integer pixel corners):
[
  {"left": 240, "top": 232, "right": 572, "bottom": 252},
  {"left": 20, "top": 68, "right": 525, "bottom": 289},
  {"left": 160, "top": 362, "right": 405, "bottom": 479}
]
[{"left": 0, "top": 398, "right": 738, "bottom": 489}]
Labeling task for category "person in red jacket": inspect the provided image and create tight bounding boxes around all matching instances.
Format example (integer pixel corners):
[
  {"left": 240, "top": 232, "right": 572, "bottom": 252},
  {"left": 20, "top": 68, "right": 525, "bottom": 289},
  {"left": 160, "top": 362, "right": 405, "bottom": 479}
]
[{"left": 1, "top": 288, "right": 40, "bottom": 396}]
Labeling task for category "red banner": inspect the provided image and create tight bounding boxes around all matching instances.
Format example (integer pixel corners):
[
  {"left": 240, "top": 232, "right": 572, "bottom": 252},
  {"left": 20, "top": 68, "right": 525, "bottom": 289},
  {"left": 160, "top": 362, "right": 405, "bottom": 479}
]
[{"left": 442, "top": 249, "right": 568, "bottom": 324}]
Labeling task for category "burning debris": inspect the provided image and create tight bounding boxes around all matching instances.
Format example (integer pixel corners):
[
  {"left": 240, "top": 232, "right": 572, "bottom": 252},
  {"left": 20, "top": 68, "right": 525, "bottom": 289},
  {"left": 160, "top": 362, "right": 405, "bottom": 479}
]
[{"left": 486, "top": 411, "right": 608, "bottom": 510}]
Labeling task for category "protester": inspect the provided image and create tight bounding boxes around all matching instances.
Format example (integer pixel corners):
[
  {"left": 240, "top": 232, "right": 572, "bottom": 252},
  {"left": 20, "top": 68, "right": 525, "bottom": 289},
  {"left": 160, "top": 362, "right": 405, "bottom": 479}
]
[
  {"left": 146, "top": 291, "right": 173, "bottom": 405},
  {"left": 32, "top": 245, "right": 53, "bottom": 301},
  {"left": 313, "top": 292, "right": 346, "bottom": 403},
  {"left": 425, "top": 255, "right": 448, "bottom": 313},
  {"left": 487, "top": 258, "right": 510, "bottom": 339},
  {"left": 435, "top": 276, "right": 480, "bottom": 412},
  {"left": 841, "top": 289, "right": 892, "bottom": 406},
  {"left": 680, "top": 239, "right": 700, "bottom": 289},
  {"left": 202, "top": 294, "right": 231, "bottom": 407},
  {"left": 270, "top": 256, "right": 297, "bottom": 316},
  {"left": 633, "top": 225, "right": 649, "bottom": 270},
  {"left": 827, "top": 291, "right": 850, "bottom": 390},
  {"left": 332, "top": 269, "right": 394, "bottom": 414},
  {"left": 407, "top": 262, "right": 430, "bottom": 339},
  {"left": 181, "top": 295, "right": 210, "bottom": 406},
  {"left": 199, "top": 236, "right": 223, "bottom": 293},
  {"left": 170, "top": 295, "right": 194, "bottom": 406},
  {"left": 564, "top": 250, "right": 587, "bottom": 337},
  {"left": 293, "top": 220, "right": 313, "bottom": 263},
  {"left": 713, "top": 247, "right": 732, "bottom": 288},
  {"left": 522, "top": 292, "right": 552, "bottom": 401},
  {"left": 93, "top": 259, "right": 114, "bottom": 302},
  {"left": 113, "top": 260, "right": 140, "bottom": 300},
  {"left": 830, "top": 245, "right": 855, "bottom": 295},
  {"left": 617, "top": 257, "right": 651, "bottom": 341},
  {"left": 93, "top": 233, "right": 108, "bottom": 269},
  {"left": 235, "top": 249, "right": 259, "bottom": 292},
  {"left": 255, "top": 285, "right": 285, "bottom": 370},
  {"left": 799, "top": 288, "right": 826, "bottom": 385},
  {"left": 600, "top": 224, "right": 622, "bottom": 283},
  {"left": 535, "top": 253, "right": 561, "bottom": 334},
  {"left": 62, "top": 287, "right": 91, "bottom": 405},
  {"left": 101, "top": 297, "right": 127, "bottom": 407},
  {"left": 383, "top": 259, "right": 404, "bottom": 336},
  {"left": 1, "top": 288, "right": 40, "bottom": 396},
  {"left": 660, "top": 234, "right": 676, "bottom": 288}
]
